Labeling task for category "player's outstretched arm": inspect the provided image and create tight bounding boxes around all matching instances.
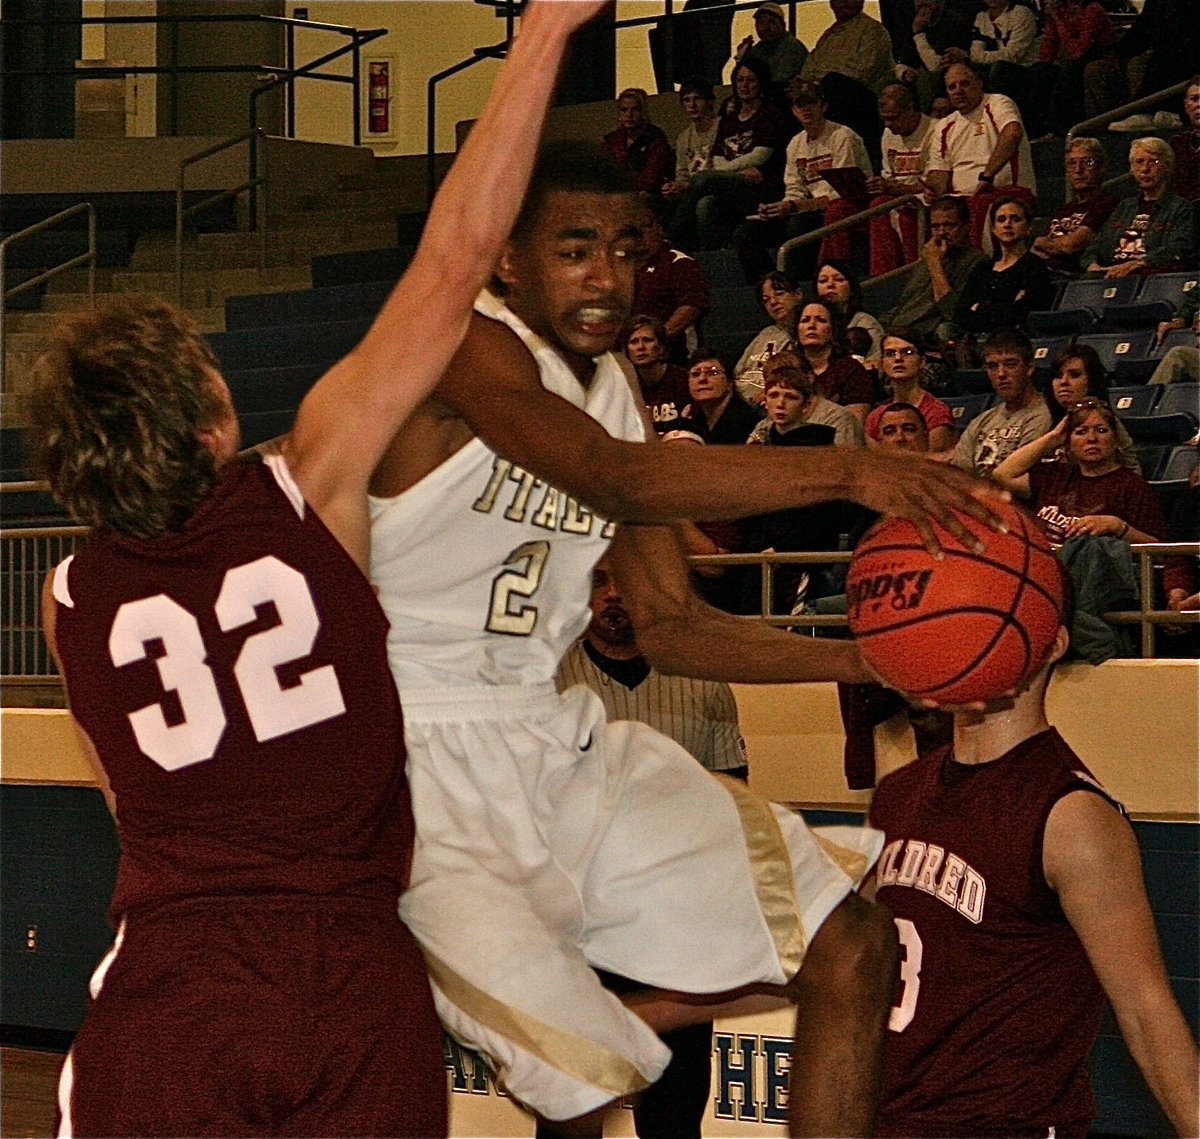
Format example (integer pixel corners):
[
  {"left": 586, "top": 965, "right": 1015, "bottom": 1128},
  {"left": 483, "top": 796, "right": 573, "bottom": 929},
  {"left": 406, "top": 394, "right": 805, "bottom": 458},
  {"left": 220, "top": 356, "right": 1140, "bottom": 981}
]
[
  {"left": 606, "top": 523, "right": 873, "bottom": 684},
  {"left": 282, "top": 1, "right": 607, "bottom": 567},
  {"left": 1044, "top": 790, "right": 1199, "bottom": 1137},
  {"left": 444, "top": 317, "right": 1008, "bottom": 555}
]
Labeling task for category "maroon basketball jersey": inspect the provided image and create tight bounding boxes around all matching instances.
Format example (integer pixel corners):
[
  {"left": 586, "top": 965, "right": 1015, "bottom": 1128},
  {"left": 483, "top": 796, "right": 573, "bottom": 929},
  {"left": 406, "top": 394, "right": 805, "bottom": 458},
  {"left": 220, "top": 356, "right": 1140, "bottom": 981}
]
[
  {"left": 869, "top": 729, "right": 1122, "bottom": 1138},
  {"left": 53, "top": 454, "right": 414, "bottom": 919}
]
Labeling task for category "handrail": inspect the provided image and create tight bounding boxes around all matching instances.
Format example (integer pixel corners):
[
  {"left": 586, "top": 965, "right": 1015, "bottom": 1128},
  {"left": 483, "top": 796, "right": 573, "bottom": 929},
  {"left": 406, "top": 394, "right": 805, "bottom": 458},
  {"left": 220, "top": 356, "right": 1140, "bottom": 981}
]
[
  {"left": 1066, "top": 79, "right": 1192, "bottom": 144},
  {"left": 176, "top": 130, "right": 266, "bottom": 304},
  {"left": 426, "top": 0, "right": 792, "bottom": 204},
  {"left": 776, "top": 193, "right": 924, "bottom": 274},
  {"left": 0, "top": 203, "right": 96, "bottom": 391}
]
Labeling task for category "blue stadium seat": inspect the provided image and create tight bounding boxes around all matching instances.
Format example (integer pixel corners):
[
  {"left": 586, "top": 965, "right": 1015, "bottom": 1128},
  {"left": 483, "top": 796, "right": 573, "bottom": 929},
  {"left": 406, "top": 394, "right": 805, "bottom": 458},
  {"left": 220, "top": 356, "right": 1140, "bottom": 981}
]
[
  {"left": 1154, "top": 383, "right": 1199, "bottom": 421},
  {"left": 310, "top": 246, "right": 415, "bottom": 289},
  {"left": 1131, "top": 442, "right": 1171, "bottom": 480},
  {"left": 1108, "top": 386, "right": 1160, "bottom": 418},
  {"left": 1076, "top": 331, "right": 1158, "bottom": 383},
  {"left": 705, "top": 285, "right": 768, "bottom": 338},
  {"left": 1057, "top": 277, "right": 1140, "bottom": 313},
  {"left": 225, "top": 280, "right": 393, "bottom": 331},
  {"left": 1134, "top": 271, "right": 1198, "bottom": 314},
  {"left": 1159, "top": 328, "right": 1197, "bottom": 352},
  {"left": 944, "top": 393, "right": 994, "bottom": 428},
  {"left": 224, "top": 363, "right": 326, "bottom": 414},
  {"left": 692, "top": 248, "right": 743, "bottom": 287},
  {"left": 1031, "top": 335, "right": 1072, "bottom": 372},
  {"left": 1096, "top": 300, "right": 1176, "bottom": 332},
  {"left": 948, "top": 367, "right": 991, "bottom": 395},
  {"left": 206, "top": 318, "right": 371, "bottom": 373},
  {"left": 1156, "top": 443, "right": 1199, "bottom": 484},
  {"left": 1028, "top": 308, "right": 1096, "bottom": 337}
]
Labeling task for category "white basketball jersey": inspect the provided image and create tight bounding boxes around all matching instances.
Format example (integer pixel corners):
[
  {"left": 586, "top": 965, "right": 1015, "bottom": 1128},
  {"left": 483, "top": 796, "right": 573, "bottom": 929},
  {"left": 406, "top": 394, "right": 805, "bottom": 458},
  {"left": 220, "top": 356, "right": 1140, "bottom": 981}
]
[{"left": 369, "top": 293, "right": 647, "bottom": 691}]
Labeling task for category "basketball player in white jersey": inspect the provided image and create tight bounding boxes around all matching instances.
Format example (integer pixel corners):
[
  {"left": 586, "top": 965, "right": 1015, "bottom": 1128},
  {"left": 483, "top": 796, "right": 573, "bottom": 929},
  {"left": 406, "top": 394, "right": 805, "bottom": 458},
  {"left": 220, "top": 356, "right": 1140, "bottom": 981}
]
[{"left": 368, "top": 142, "right": 1008, "bottom": 1134}]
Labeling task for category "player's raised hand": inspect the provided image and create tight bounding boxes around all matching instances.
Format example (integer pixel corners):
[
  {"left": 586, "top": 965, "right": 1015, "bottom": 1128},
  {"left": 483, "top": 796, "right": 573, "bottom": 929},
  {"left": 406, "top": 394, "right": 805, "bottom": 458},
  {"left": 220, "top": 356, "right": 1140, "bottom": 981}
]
[{"left": 842, "top": 449, "right": 1010, "bottom": 557}]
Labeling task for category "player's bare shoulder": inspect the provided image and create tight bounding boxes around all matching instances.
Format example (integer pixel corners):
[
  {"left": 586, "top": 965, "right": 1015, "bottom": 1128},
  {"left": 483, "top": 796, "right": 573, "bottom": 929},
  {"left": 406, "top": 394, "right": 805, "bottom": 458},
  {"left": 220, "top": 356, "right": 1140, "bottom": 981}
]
[{"left": 370, "top": 309, "right": 541, "bottom": 498}]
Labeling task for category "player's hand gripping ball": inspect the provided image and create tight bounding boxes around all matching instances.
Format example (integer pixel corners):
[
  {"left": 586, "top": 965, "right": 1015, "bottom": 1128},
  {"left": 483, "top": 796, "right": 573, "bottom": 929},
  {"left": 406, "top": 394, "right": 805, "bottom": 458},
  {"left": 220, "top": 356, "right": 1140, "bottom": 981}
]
[{"left": 846, "top": 499, "right": 1064, "bottom": 704}]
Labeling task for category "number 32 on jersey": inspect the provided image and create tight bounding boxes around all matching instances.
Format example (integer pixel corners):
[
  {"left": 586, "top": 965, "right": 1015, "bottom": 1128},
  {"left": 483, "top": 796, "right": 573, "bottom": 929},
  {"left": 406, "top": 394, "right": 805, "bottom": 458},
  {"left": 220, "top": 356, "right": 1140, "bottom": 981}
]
[{"left": 108, "top": 555, "right": 345, "bottom": 772}]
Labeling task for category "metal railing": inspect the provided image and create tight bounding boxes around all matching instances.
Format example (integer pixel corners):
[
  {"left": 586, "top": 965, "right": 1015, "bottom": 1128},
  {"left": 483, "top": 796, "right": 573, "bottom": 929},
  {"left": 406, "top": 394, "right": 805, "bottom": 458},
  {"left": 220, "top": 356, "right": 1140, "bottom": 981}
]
[
  {"left": 426, "top": 0, "right": 798, "bottom": 205},
  {"left": 175, "top": 130, "right": 266, "bottom": 304},
  {"left": 776, "top": 193, "right": 925, "bottom": 276},
  {"left": 1, "top": 506, "right": 1194, "bottom": 686},
  {"left": 1066, "top": 78, "right": 1193, "bottom": 144},
  {"left": 0, "top": 204, "right": 96, "bottom": 391}
]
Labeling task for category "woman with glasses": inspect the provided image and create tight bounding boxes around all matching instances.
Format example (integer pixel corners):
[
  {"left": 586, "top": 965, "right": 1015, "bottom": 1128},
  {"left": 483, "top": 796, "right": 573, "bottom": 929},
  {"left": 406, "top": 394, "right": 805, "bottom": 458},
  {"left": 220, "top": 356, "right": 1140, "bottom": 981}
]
[
  {"left": 1031, "top": 138, "right": 1119, "bottom": 277},
  {"left": 1085, "top": 137, "right": 1195, "bottom": 278},
  {"left": 681, "top": 347, "right": 764, "bottom": 444},
  {"left": 993, "top": 398, "right": 1166, "bottom": 544},
  {"left": 734, "top": 271, "right": 804, "bottom": 405},
  {"left": 864, "top": 327, "right": 957, "bottom": 454}
]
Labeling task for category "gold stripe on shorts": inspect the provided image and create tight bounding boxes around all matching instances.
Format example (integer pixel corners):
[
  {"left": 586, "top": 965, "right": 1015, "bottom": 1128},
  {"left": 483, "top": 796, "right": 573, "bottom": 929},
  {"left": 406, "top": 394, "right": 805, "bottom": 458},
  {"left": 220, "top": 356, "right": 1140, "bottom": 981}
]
[
  {"left": 422, "top": 950, "right": 654, "bottom": 1099},
  {"left": 712, "top": 773, "right": 806, "bottom": 976},
  {"left": 814, "top": 831, "right": 871, "bottom": 888}
]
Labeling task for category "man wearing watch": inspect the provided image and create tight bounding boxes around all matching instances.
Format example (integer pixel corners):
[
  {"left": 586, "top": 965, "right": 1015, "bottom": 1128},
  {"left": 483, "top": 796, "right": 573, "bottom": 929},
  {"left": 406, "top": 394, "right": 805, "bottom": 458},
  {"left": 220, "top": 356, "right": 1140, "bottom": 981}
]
[{"left": 925, "top": 61, "right": 1035, "bottom": 250}]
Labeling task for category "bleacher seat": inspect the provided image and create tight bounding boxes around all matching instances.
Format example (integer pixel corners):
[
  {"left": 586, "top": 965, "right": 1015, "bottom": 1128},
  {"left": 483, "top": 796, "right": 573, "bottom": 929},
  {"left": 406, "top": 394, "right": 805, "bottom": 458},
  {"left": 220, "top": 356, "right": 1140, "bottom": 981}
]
[
  {"left": 1156, "top": 443, "right": 1199, "bottom": 484},
  {"left": 1121, "top": 382, "right": 1198, "bottom": 443},
  {"left": 1134, "top": 271, "right": 1197, "bottom": 314},
  {"left": 225, "top": 280, "right": 393, "bottom": 331},
  {"left": 1096, "top": 300, "right": 1176, "bottom": 332},
  {"left": 948, "top": 368, "right": 991, "bottom": 395},
  {"left": 1028, "top": 308, "right": 1096, "bottom": 337},
  {"left": 224, "top": 363, "right": 326, "bottom": 414},
  {"left": 1076, "top": 331, "right": 1158, "bottom": 383},
  {"left": 944, "top": 393, "right": 994, "bottom": 428},
  {"left": 692, "top": 248, "right": 742, "bottom": 287},
  {"left": 1159, "top": 328, "right": 1197, "bottom": 352},
  {"left": 705, "top": 285, "right": 767, "bottom": 339},
  {"left": 706, "top": 333, "right": 755, "bottom": 371},
  {"left": 1031, "top": 335, "right": 1072, "bottom": 372},
  {"left": 310, "top": 246, "right": 416, "bottom": 289},
  {"left": 206, "top": 318, "right": 371, "bottom": 374},
  {"left": 1153, "top": 383, "right": 1200, "bottom": 424},
  {"left": 1057, "top": 277, "right": 1140, "bottom": 313},
  {"left": 1131, "top": 442, "right": 1171, "bottom": 480},
  {"left": 1, "top": 426, "right": 32, "bottom": 482},
  {"left": 1108, "top": 385, "right": 1160, "bottom": 419},
  {"left": 238, "top": 409, "right": 296, "bottom": 449}
]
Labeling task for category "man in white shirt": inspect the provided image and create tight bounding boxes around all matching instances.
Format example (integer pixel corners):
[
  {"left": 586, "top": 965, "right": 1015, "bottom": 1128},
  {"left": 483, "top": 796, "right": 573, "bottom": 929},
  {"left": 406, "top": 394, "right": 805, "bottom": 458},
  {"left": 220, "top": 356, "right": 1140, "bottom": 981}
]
[
  {"left": 662, "top": 78, "right": 718, "bottom": 201},
  {"left": 925, "top": 61, "right": 1036, "bottom": 249},
  {"left": 733, "top": 80, "right": 871, "bottom": 284},
  {"left": 944, "top": 0, "right": 1036, "bottom": 105},
  {"left": 824, "top": 83, "right": 934, "bottom": 274}
]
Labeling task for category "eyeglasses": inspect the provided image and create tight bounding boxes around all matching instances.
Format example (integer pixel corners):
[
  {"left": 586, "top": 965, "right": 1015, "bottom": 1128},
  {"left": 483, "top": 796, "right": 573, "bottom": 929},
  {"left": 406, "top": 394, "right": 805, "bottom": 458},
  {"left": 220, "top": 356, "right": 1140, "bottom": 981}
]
[
  {"left": 1066, "top": 158, "right": 1098, "bottom": 168},
  {"left": 881, "top": 346, "right": 919, "bottom": 359},
  {"left": 1068, "top": 397, "right": 1109, "bottom": 411},
  {"left": 690, "top": 366, "right": 726, "bottom": 378}
]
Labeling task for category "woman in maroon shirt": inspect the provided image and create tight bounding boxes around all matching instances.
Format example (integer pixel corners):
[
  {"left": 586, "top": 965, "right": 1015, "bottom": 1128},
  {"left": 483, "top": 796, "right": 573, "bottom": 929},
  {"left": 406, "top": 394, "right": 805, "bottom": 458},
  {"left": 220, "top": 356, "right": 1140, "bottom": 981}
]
[
  {"left": 794, "top": 299, "right": 874, "bottom": 422},
  {"left": 992, "top": 398, "right": 1166, "bottom": 544}
]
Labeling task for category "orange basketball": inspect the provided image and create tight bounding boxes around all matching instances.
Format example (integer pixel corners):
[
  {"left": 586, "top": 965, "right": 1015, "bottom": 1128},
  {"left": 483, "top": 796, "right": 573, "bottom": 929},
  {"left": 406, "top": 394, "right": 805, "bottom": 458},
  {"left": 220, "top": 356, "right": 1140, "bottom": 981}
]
[{"left": 846, "top": 499, "right": 1065, "bottom": 704}]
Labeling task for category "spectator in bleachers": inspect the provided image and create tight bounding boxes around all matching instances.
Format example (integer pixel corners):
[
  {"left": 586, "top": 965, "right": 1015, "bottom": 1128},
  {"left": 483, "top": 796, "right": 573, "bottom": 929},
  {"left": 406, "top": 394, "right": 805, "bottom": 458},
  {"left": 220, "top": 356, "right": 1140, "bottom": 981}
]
[
  {"left": 1024, "top": 0, "right": 1118, "bottom": 141},
  {"left": 874, "top": 400, "right": 933, "bottom": 453},
  {"left": 795, "top": 299, "right": 874, "bottom": 421},
  {"left": 1031, "top": 138, "right": 1119, "bottom": 277},
  {"left": 669, "top": 57, "right": 789, "bottom": 252},
  {"left": 749, "top": 349, "right": 867, "bottom": 447},
  {"left": 734, "top": 271, "right": 805, "bottom": 403},
  {"left": 953, "top": 327, "right": 1052, "bottom": 474},
  {"left": 949, "top": 196, "right": 1054, "bottom": 361},
  {"left": 881, "top": 195, "right": 988, "bottom": 341},
  {"left": 681, "top": 347, "right": 765, "bottom": 443},
  {"left": 1043, "top": 344, "right": 1137, "bottom": 464},
  {"left": 822, "top": 84, "right": 934, "bottom": 276},
  {"left": 625, "top": 316, "right": 691, "bottom": 433},
  {"left": 732, "top": 81, "right": 871, "bottom": 285},
  {"left": 1161, "top": 458, "right": 1199, "bottom": 655},
  {"left": 865, "top": 327, "right": 957, "bottom": 453},
  {"left": 1169, "top": 77, "right": 1200, "bottom": 212},
  {"left": 940, "top": 0, "right": 1037, "bottom": 107},
  {"left": 903, "top": 0, "right": 975, "bottom": 114},
  {"left": 925, "top": 62, "right": 1037, "bottom": 250},
  {"left": 632, "top": 204, "right": 710, "bottom": 362},
  {"left": 1085, "top": 137, "right": 1195, "bottom": 278},
  {"left": 1104, "top": 0, "right": 1193, "bottom": 133},
  {"left": 1150, "top": 279, "right": 1199, "bottom": 386},
  {"left": 815, "top": 259, "right": 885, "bottom": 365},
  {"left": 744, "top": 350, "right": 864, "bottom": 611},
  {"left": 734, "top": 3, "right": 809, "bottom": 93},
  {"left": 993, "top": 398, "right": 1167, "bottom": 544},
  {"left": 661, "top": 79, "right": 719, "bottom": 202},
  {"left": 601, "top": 89, "right": 675, "bottom": 198},
  {"left": 800, "top": 0, "right": 897, "bottom": 164}
]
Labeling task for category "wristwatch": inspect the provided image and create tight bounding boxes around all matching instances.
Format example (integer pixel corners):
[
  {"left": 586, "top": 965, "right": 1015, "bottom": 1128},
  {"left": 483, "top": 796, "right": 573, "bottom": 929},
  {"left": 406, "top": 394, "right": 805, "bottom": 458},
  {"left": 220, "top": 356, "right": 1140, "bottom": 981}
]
[{"left": 977, "top": 172, "right": 994, "bottom": 183}]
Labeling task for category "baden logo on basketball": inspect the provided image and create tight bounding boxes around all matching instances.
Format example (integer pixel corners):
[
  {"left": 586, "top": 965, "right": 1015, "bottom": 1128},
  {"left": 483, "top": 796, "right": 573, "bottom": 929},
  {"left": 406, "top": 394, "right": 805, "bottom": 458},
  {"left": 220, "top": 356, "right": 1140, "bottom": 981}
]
[{"left": 846, "top": 568, "right": 934, "bottom": 615}]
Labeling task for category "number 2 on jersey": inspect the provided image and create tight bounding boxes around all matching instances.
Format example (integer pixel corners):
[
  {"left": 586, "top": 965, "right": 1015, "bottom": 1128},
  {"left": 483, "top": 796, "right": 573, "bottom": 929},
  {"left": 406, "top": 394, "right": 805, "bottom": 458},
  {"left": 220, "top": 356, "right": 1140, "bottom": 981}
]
[
  {"left": 486, "top": 541, "right": 550, "bottom": 636},
  {"left": 108, "top": 555, "right": 345, "bottom": 771}
]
